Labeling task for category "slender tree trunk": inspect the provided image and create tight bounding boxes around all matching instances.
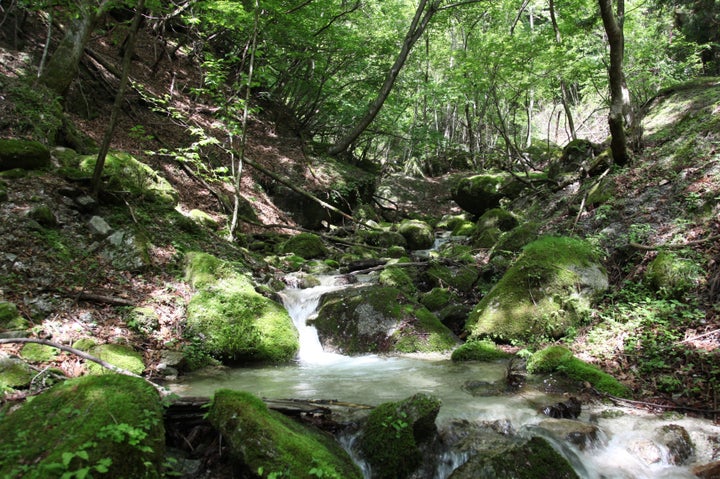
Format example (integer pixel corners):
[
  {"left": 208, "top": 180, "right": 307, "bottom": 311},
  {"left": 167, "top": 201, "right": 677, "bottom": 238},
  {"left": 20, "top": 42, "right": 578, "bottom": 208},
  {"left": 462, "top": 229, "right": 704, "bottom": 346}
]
[
  {"left": 328, "top": 0, "right": 440, "bottom": 156},
  {"left": 228, "top": 0, "right": 260, "bottom": 241},
  {"left": 91, "top": 0, "right": 145, "bottom": 196},
  {"left": 599, "top": 0, "right": 630, "bottom": 166},
  {"left": 549, "top": 0, "right": 577, "bottom": 141}
]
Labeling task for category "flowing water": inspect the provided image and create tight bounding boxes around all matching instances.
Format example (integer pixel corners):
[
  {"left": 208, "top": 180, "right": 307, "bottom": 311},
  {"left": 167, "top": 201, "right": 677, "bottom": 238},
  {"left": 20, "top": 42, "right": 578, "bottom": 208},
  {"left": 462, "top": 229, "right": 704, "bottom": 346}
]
[{"left": 170, "top": 274, "right": 719, "bottom": 479}]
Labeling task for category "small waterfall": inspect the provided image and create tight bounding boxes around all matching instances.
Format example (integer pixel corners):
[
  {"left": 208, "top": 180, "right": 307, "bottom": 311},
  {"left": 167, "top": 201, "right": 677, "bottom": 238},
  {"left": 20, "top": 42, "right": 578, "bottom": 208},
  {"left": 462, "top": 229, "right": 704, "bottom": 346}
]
[{"left": 278, "top": 275, "right": 354, "bottom": 365}]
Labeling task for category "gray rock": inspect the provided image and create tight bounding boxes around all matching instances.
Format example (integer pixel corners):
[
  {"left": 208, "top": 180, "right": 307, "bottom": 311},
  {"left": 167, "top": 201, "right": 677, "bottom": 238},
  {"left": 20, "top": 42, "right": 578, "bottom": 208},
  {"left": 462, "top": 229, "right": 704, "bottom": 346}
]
[{"left": 88, "top": 215, "right": 112, "bottom": 237}]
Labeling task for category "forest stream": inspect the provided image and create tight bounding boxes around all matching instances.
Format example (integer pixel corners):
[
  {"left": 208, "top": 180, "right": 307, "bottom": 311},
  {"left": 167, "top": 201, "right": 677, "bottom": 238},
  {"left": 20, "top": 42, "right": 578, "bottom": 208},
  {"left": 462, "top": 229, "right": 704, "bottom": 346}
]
[{"left": 169, "top": 272, "right": 718, "bottom": 479}]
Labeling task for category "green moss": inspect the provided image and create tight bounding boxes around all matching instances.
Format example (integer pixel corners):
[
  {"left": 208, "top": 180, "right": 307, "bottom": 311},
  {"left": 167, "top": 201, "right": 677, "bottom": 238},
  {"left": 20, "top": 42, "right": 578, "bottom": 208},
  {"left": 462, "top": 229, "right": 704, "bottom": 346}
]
[
  {"left": 426, "top": 263, "right": 478, "bottom": 292},
  {"left": 386, "top": 245, "right": 407, "bottom": 258},
  {"left": 420, "top": 287, "right": 453, "bottom": 311},
  {"left": 452, "top": 220, "right": 476, "bottom": 236},
  {"left": 359, "top": 229, "right": 407, "bottom": 248},
  {"left": 473, "top": 227, "right": 501, "bottom": 248},
  {"left": 0, "top": 139, "right": 51, "bottom": 171},
  {"left": 467, "top": 236, "right": 607, "bottom": 342},
  {"left": 75, "top": 152, "right": 178, "bottom": 206},
  {"left": 86, "top": 344, "right": 145, "bottom": 375},
  {"left": 0, "top": 355, "right": 34, "bottom": 391},
  {"left": 527, "top": 346, "right": 629, "bottom": 397},
  {"left": 493, "top": 221, "right": 540, "bottom": 254},
  {"left": 280, "top": 233, "right": 327, "bottom": 259},
  {"left": 0, "top": 374, "right": 164, "bottom": 478},
  {"left": 188, "top": 209, "right": 218, "bottom": 228},
  {"left": 207, "top": 390, "right": 362, "bottom": 479},
  {"left": 0, "top": 168, "right": 29, "bottom": 179},
  {"left": 72, "top": 338, "right": 96, "bottom": 351},
  {"left": 477, "top": 208, "right": 518, "bottom": 232},
  {"left": 184, "top": 253, "right": 298, "bottom": 365},
  {"left": 645, "top": 251, "right": 703, "bottom": 299},
  {"left": 358, "top": 394, "right": 441, "bottom": 479},
  {"left": 0, "top": 301, "right": 28, "bottom": 331},
  {"left": 379, "top": 266, "right": 417, "bottom": 295},
  {"left": 20, "top": 343, "right": 58, "bottom": 363},
  {"left": 27, "top": 204, "right": 57, "bottom": 227},
  {"left": 451, "top": 340, "right": 512, "bottom": 362},
  {"left": 451, "top": 174, "right": 505, "bottom": 216},
  {"left": 398, "top": 219, "right": 434, "bottom": 250}
]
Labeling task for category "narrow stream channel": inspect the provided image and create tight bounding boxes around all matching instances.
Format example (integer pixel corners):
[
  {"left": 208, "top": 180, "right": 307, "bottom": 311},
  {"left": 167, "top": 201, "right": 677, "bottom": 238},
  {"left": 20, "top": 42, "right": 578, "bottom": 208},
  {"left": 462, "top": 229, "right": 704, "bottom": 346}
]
[{"left": 170, "top": 275, "right": 718, "bottom": 479}]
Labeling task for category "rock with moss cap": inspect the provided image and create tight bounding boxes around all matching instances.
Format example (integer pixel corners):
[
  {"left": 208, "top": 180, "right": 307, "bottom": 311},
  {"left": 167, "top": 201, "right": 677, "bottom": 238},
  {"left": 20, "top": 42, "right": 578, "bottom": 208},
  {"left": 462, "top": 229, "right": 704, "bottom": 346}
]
[
  {"left": 280, "top": 232, "right": 328, "bottom": 259},
  {"left": 184, "top": 252, "right": 299, "bottom": 366},
  {"left": 0, "top": 139, "right": 51, "bottom": 171},
  {"left": 425, "top": 263, "right": 479, "bottom": 292},
  {"left": 527, "top": 346, "right": 629, "bottom": 397},
  {"left": 466, "top": 236, "right": 608, "bottom": 342},
  {"left": 357, "top": 393, "right": 442, "bottom": 479},
  {"left": 0, "top": 301, "right": 30, "bottom": 333},
  {"left": 451, "top": 340, "right": 512, "bottom": 362},
  {"left": 87, "top": 343, "right": 145, "bottom": 375},
  {"left": 398, "top": 219, "right": 434, "bottom": 250},
  {"left": 0, "top": 374, "right": 165, "bottom": 478},
  {"left": 644, "top": 251, "right": 703, "bottom": 299},
  {"left": 207, "top": 389, "right": 363, "bottom": 479},
  {"left": 0, "top": 352, "right": 35, "bottom": 391},
  {"left": 314, "top": 285, "right": 457, "bottom": 354}
]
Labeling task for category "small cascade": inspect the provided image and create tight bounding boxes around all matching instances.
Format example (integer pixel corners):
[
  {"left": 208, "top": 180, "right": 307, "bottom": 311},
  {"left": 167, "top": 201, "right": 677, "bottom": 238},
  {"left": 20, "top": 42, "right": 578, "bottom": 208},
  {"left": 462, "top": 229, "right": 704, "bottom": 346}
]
[{"left": 278, "top": 275, "right": 358, "bottom": 365}]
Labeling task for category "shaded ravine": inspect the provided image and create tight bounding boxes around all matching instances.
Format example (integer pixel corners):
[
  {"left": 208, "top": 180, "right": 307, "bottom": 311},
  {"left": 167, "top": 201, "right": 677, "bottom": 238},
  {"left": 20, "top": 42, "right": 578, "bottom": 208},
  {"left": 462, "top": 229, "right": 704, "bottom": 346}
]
[{"left": 170, "top": 275, "right": 717, "bottom": 479}]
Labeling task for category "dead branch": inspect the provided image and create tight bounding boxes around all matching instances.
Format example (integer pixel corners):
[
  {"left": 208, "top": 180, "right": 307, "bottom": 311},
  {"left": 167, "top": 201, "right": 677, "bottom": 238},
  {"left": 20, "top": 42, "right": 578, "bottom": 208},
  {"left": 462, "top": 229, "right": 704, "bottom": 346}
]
[
  {"left": 630, "top": 234, "right": 720, "bottom": 251},
  {"left": 0, "top": 338, "right": 169, "bottom": 396},
  {"left": 76, "top": 292, "right": 135, "bottom": 306}
]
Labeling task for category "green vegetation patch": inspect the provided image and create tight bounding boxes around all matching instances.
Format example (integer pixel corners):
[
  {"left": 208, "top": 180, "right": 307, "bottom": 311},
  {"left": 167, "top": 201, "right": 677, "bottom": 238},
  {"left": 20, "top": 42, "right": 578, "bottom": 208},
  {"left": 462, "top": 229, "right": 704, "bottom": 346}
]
[
  {"left": 644, "top": 251, "right": 703, "bottom": 299},
  {"left": 207, "top": 389, "right": 362, "bottom": 479},
  {"left": 426, "top": 263, "right": 479, "bottom": 292},
  {"left": 86, "top": 344, "right": 145, "bottom": 375},
  {"left": 476, "top": 208, "right": 518, "bottom": 232},
  {"left": 0, "top": 139, "right": 51, "bottom": 171},
  {"left": 398, "top": 219, "right": 434, "bottom": 250},
  {"left": 0, "top": 374, "right": 165, "bottom": 478},
  {"left": 279, "top": 232, "right": 328, "bottom": 259},
  {"left": 451, "top": 340, "right": 512, "bottom": 362},
  {"left": 20, "top": 342, "right": 58, "bottom": 363},
  {"left": 379, "top": 266, "right": 417, "bottom": 296},
  {"left": 0, "top": 301, "right": 29, "bottom": 331},
  {"left": 466, "top": 236, "right": 607, "bottom": 342},
  {"left": 0, "top": 354, "right": 34, "bottom": 392},
  {"left": 184, "top": 252, "right": 298, "bottom": 365},
  {"left": 527, "top": 346, "right": 629, "bottom": 397}
]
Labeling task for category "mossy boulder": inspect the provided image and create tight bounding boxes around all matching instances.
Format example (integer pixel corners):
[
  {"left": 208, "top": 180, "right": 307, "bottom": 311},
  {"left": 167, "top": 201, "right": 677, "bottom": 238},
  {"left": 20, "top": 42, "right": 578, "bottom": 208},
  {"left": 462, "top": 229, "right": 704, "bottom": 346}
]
[
  {"left": 476, "top": 208, "right": 518, "bottom": 232},
  {"left": 378, "top": 265, "right": 417, "bottom": 296},
  {"left": 425, "top": 263, "right": 479, "bottom": 293},
  {"left": 20, "top": 342, "right": 58, "bottom": 362},
  {"left": 87, "top": 343, "right": 145, "bottom": 375},
  {"left": 0, "top": 353, "right": 34, "bottom": 391},
  {"left": 0, "top": 301, "right": 29, "bottom": 332},
  {"left": 188, "top": 208, "right": 218, "bottom": 229},
  {"left": 398, "top": 219, "right": 434, "bottom": 250},
  {"left": 314, "top": 285, "right": 457, "bottom": 354},
  {"left": 420, "top": 287, "right": 455, "bottom": 311},
  {"left": 548, "top": 139, "right": 604, "bottom": 180},
  {"left": 357, "top": 393, "right": 442, "bottom": 479},
  {"left": 279, "top": 232, "right": 327, "bottom": 259},
  {"left": 184, "top": 252, "right": 299, "bottom": 365},
  {"left": 451, "top": 340, "right": 512, "bottom": 362},
  {"left": 74, "top": 151, "right": 178, "bottom": 206},
  {"left": 493, "top": 221, "right": 540, "bottom": 254},
  {"left": 466, "top": 236, "right": 608, "bottom": 342},
  {"left": 644, "top": 251, "right": 703, "bottom": 299},
  {"left": 0, "top": 139, "right": 51, "bottom": 171},
  {"left": 451, "top": 174, "right": 505, "bottom": 216},
  {"left": 359, "top": 229, "right": 407, "bottom": 248},
  {"left": 207, "top": 389, "right": 363, "bottom": 479},
  {"left": 527, "top": 346, "right": 629, "bottom": 397},
  {"left": 27, "top": 204, "right": 58, "bottom": 227},
  {"left": 448, "top": 436, "right": 579, "bottom": 479},
  {"left": 0, "top": 374, "right": 165, "bottom": 478}
]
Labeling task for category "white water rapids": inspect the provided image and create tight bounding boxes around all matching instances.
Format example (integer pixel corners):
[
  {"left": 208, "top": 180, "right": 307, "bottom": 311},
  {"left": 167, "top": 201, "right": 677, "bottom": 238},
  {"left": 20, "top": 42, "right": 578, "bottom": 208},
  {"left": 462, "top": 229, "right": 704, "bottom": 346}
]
[{"left": 170, "top": 275, "right": 719, "bottom": 479}]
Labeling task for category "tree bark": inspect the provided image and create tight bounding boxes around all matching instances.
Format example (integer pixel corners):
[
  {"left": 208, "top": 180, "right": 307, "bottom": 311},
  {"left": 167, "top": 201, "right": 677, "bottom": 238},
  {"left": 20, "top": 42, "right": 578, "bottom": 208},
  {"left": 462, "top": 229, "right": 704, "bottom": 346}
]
[
  {"left": 599, "top": 0, "right": 630, "bottom": 166},
  {"left": 92, "top": 0, "right": 145, "bottom": 197},
  {"left": 328, "top": 0, "right": 441, "bottom": 156},
  {"left": 39, "top": 0, "right": 113, "bottom": 96}
]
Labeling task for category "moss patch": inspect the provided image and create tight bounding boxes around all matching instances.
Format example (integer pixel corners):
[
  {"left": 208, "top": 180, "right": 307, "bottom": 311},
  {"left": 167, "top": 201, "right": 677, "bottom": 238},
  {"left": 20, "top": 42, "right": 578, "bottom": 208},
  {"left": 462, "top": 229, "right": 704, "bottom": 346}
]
[
  {"left": 451, "top": 340, "right": 512, "bottom": 362},
  {"left": 426, "top": 263, "right": 479, "bottom": 292},
  {"left": 379, "top": 266, "right": 417, "bottom": 296},
  {"left": 0, "top": 354, "right": 34, "bottom": 391},
  {"left": 20, "top": 342, "right": 58, "bottom": 363},
  {"left": 0, "top": 374, "right": 165, "bottom": 478},
  {"left": 0, "top": 139, "right": 51, "bottom": 171},
  {"left": 398, "top": 219, "right": 434, "bottom": 250},
  {"left": 466, "top": 236, "right": 607, "bottom": 342},
  {"left": 280, "top": 232, "right": 328, "bottom": 259},
  {"left": 527, "top": 346, "right": 629, "bottom": 397},
  {"left": 87, "top": 344, "right": 145, "bottom": 375},
  {"left": 207, "top": 389, "right": 362, "bottom": 479},
  {"left": 644, "top": 251, "right": 703, "bottom": 299}
]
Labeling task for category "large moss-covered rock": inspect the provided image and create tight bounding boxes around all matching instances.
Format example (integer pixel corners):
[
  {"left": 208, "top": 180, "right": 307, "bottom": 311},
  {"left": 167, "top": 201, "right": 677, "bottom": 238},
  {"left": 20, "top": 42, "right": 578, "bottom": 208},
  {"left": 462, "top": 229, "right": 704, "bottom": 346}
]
[
  {"left": 644, "top": 251, "right": 703, "bottom": 299},
  {"left": 314, "top": 285, "right": 457, "bottom": 354},
  {"left": 184, "top": 252, "right": 299, "bottom": 365},
  {"left": 0, "top": 301, "right": 29, "bottom": 332},
  {"left": 398, "top": 219, "right": 434, "bottom": 250},
  {"left": 451, "top": 174, "right": 505, "bottom": 216},
  {"left": 279, "top": 232, "right": 327, "bottom": 259},
  {"left": 207, "top": 389, "right": 363, "bottom": 479},
  {"left": 466, "top": 236, "right": 608, "bottom": 342},
  {"left": 547, "top": 139, "right": 605, "bottom": 180},
  {"left": 0, "top": 374, "right": 165, "bottom": 478},
  {"left": 425, "top": 263, "right": 479, "bottom": 293},
  {"left": 357, "top": 393, "right": 442, "bottom": 479},
  {"left": 0, "top": 139, "right": 51, "bottom": 171},
  {"left": 448, "top": 436, "right": 580, "bottom": 479},
  {"left": 0, "top": 352, "right": 34, "bottom": 392},
  {"left": 73, "top": 152, "right": 178, "bottom": 206}
]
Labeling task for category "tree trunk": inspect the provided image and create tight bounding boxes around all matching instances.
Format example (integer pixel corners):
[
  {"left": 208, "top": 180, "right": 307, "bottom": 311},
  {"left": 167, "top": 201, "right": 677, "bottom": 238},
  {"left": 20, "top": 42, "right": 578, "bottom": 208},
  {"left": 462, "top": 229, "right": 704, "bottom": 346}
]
[
  {"left": 328, "top": 0, "right": 440, "bottom": 156},
  {"left": 39, "top": 0, "right": 112, "bottom": 96},
  {"left": 599, "top": 0, "right": 630, "bottom": 166},
  {"left": 92, "top": 0, "right": 145, "bottom": 196}
]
